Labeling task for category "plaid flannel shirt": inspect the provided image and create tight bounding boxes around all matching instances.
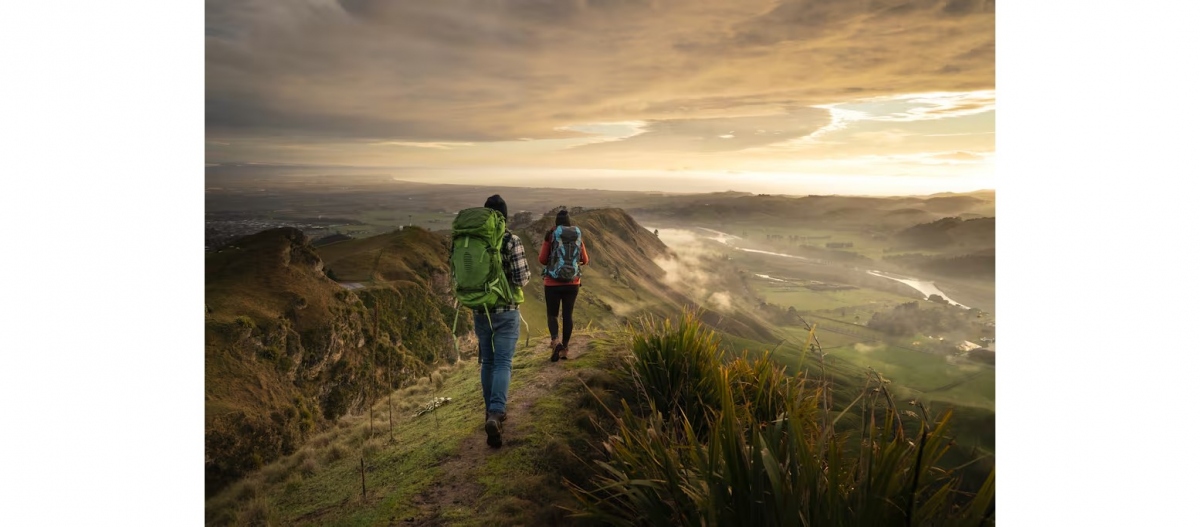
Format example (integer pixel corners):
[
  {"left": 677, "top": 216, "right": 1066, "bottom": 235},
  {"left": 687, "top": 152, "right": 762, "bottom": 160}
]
[{"left": 478, "top": 231, "right": 530, "bottom": 314}]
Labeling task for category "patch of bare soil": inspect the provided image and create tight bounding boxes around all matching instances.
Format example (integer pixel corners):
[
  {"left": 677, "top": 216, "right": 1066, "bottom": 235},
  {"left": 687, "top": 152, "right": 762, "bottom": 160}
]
[{"left": 409, "top": 336, "right": 591, "bottom": 526}]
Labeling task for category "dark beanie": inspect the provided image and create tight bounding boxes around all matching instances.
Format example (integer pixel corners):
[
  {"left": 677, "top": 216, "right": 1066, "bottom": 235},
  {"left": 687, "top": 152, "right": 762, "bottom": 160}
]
[
  {"left": 484, "top": 194, "right": 508, "bottom": 220},
  {"left": 555, "top": 209, "right": 570, "bottom": 226}
]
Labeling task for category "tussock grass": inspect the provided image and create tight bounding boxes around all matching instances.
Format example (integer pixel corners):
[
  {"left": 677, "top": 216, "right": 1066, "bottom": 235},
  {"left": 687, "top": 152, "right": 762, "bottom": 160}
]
[
  {"left": 231, "top": 476, "right": 263, "bottom": 501},
  {"left": 568, "top": 309, "right": 995, "bottom": 526},
  {"left": 324, "top": 441, "right": 349, "bottom": 463},
  {"left": 334, "top": 422, "right": 378, "bottom": 450},
  {"left": 291, "top": 446, "right": 315, "bottom": 466},
  {"left": 260, "top": 461, "right": 288, "bottom": 485},
  {"left": 207, "top": 506, "right": 238, "bottom": 527},
  {"left": 283, "top": 473, "right": 303, "bottom": 495},
  {"left": 299, "top": 456, "right": 319, "bottom": 478},
  {"left": 208, "top": 357, "right": 487, "bottom": 526},
  {"left": 403, "top": 383, "right": 432, "bottom": 397},
  {"left": 362, "top": 436, "right": 385, "bottom": 458},
  {"left": 234, "top": 496, "right": 280, "bottom": 527},
  {"left": 309, "top": 431, "right": 335, "bottom": 449},
  {"left": 205, "top": 476, "right": 265, "bottom": 526}
]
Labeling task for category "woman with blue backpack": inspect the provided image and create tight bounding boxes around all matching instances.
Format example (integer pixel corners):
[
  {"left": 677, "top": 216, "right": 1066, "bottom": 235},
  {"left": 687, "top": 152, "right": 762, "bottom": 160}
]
[{"left": 538, "top": 209, "right": 589, "bottom": 362}]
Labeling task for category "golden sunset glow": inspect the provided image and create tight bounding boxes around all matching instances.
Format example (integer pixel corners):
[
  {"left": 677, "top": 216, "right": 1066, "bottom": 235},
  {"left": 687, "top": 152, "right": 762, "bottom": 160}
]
[{"left": 207, "top": 0, "right": 995, "bottom": 194}]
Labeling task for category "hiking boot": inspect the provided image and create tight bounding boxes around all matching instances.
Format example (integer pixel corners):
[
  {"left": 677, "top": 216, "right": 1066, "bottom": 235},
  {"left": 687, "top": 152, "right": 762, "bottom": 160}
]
[
  {"left": 485, "top": 411, "right": 505, "bottom": 448},
  {"left": 550, "top": 342, "right": 563, "bottom": 362},
  {"left": 559, "top": 344, "right": 569, "bottom": 360}
]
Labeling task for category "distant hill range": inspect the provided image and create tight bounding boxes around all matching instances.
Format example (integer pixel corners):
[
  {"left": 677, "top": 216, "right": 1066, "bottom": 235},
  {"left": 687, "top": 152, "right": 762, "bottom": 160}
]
[
  {"left": 627, "top": 191, "right": 994, "bottom": 229},
  {"left": 882, "top": 217, "right": 996, "bottom": 278},
  {"left": 924, "top": 189, "right": 995, "bottom": 199},
  {"left": 204, "top": 207, "right": 781, "bottom": 496},
  {"left": 894, "top": 216, "right": 995, "bottom": 250},
  {"left": 619, "top": 190, "right": 995, "bottom": 281}
]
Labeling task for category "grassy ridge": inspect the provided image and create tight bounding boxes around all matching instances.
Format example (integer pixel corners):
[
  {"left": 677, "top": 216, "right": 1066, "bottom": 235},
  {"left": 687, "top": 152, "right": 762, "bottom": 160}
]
[
  {"left": 206, "top": 227, "right": 464, "bottom": 496},
  {"left": 207, "top": 326, "right": 628, "bottom": 526},
  {"left": 207, "top": 309, "right": 994, "bottom": 526},
  {"left": 516, "top": 208, "right": 779, "bottom": 343},
  {"left": 207, "top": 205, "right": 995, "bottom": 525},
  {"left": 317, "top": 226, "right": 450, "bottom": 284},
  {"left": 206, "top": 360, "right": 481, "bottom": 526}
]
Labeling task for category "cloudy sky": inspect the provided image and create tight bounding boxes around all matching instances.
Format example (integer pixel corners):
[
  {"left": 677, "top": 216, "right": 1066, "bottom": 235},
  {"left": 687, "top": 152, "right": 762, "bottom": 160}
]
[{"left": 206, "top": 0, "right": 994, "bottom": 195}]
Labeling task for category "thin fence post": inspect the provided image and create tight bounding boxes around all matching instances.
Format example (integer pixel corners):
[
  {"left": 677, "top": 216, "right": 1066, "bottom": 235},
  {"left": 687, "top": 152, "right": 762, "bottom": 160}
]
[
  {"left": 389, "top": 346, "right": 395, "bottom": 443},
  {"left": 370, "top": 305, "right": 379, "bottom": 439}
]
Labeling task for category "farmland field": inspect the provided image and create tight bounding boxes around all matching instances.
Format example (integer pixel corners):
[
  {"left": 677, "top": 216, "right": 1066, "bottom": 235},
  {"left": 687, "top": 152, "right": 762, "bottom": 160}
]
[{"left": 753, "top": 279, "right": 921, "bottom": 313}]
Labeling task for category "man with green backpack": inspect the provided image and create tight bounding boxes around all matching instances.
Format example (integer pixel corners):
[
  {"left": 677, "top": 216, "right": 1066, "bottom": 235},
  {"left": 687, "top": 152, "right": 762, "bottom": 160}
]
[{"left": 450, "top": 194, "right": 530, "bottom": 448}]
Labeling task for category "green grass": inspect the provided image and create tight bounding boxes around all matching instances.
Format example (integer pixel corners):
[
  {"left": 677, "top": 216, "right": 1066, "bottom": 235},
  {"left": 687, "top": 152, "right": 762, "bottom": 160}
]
[
  {"left": 720, "top": 319, "right": 994, "bottom": 475},
  {"left": 754, "top": 282, "right": 918, "bottom": 313},
  {"left": 692, "top": 313, "right": 994, "bottom": 464},
  {"left": 207, "top": 326, "right": 617, "bottom": 527},
  {"left": 206, "top": 361, "right": 481, "bottom": 526},
  {"left": 699, "top": 220, "right": 982, "bottom": 262},
  {"left": 301, "top": 210, "right": 461, "bottom": 240},
  {"left": 697, "top": 223, "right": 907, "bottom": 260},
  {"left": 354, "top": 210, "right": 459, "bottom": 234},
  {"left": 823, "top": 345, "right": 994, "bottom": 409},
  {"left": 208, "top": 306, "right": 993, "bottom": 526},
  {"left": 427, "top": 335, "right": 616, "bottom": 527},
  {"left": 208, "top": 207, "right": 994, "bottom": 525},
  {"left": 772, "top": 324, "right": 994, "bottom": 411},
  {"left": 568, "top": 311, "right": 995, "bottom": 526}
]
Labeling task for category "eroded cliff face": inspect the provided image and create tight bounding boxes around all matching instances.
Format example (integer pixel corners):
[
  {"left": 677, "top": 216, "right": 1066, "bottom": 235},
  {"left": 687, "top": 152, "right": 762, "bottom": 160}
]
[{"left": 204, "top": 227, "right": 466, "bottom": 496}]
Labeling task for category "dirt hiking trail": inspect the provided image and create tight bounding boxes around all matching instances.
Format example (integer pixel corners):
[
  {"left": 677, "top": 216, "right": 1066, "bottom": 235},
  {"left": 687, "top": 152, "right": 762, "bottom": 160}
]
[{"left": 409, "top": 335, "right": 595, "bottom": 526}]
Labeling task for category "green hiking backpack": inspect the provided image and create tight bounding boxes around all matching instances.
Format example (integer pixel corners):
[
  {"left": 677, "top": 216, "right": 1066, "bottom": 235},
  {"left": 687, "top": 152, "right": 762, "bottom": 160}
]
[{"left": 450, "top": 207, "right": 523, "bottom": 310}]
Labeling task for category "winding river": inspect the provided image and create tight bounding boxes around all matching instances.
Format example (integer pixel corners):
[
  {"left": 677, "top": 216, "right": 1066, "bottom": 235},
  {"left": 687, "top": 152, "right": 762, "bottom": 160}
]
[
  {"left": 687, "top": 227, "right": 970, "bottom": 309},
  {"left": 863, "top": 271, "right": 969, "bottom": 309}
]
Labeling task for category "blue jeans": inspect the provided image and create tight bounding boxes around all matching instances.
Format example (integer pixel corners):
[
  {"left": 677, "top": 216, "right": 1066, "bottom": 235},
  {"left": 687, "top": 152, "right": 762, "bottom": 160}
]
[{"left": 475, "top": 309, "right": 520, "bottom": 415}]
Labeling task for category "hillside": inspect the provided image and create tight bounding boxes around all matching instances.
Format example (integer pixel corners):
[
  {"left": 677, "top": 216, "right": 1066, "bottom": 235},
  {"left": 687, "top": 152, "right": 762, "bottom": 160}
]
[
  {"left": 204, "top": 208, "right": 780, "bottom": 497},
  {"left": 626, "top": 192, "right": 995, "bottom": 230},
  {"left": 205, "top": 227, "right": 465, "bottom": 496},
  {"left": 519, "top": 208, "right": 778, "bottom": 343},
  {"left": 205, "top": 311, "right": 994, "bottom": 526},
  {"left": 205, "top": 209, "right": 994, "bottom": 525},
  {"left": 893, "top": 216, "right": 996, "bottom": 250},
  {"left": 882, "top": 217, "right": 996, "bottom": 279},
  {"left": 206, "top": 332, "right": 614, "bottom": 526},
  {"left": 205, "top": 205, "right": 792, "bottom": 492},
  {"left": 316, "top": 226, "right": 453, "bottom": 286}
]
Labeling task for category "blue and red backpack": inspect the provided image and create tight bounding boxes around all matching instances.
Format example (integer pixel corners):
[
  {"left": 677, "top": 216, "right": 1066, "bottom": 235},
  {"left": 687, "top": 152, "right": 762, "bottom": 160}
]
[{"left": 543, "top": 225, "right": 582, "bottom": 281}]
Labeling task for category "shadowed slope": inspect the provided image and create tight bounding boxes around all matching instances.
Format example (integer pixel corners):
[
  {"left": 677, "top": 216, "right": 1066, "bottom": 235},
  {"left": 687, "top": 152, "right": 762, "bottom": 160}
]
[{"left": 205, "top": 227, "right": 462, "bottom": 496}]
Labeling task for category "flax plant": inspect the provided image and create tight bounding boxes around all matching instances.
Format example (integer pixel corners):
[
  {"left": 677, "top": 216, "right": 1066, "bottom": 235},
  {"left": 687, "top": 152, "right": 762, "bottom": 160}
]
[{"left": 568, "top": 310, "right": 994, "bottom": 526}]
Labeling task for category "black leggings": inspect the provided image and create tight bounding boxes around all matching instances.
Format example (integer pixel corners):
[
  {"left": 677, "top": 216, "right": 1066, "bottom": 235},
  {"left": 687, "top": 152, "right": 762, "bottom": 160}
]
[{"left": 545, "top": 284, "right": 580, "bottom": 346}]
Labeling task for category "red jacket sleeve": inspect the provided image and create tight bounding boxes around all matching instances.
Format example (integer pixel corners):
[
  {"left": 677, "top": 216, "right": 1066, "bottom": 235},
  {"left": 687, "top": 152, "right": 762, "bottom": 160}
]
[
  {"left": 538, "top": 236, "right": 550, "bottom": 266},
  {"left": 580, "top": 240, "right": 589, "bottom": 265}
]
